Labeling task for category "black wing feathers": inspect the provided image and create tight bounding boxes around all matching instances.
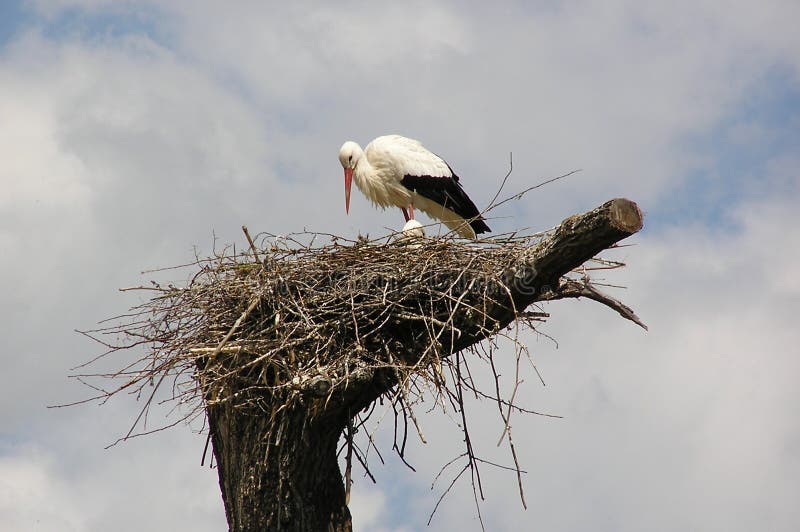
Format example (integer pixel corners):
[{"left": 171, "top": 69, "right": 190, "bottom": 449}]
[{"left": 401, "top": 174, "right": 491, "bottom": 234}]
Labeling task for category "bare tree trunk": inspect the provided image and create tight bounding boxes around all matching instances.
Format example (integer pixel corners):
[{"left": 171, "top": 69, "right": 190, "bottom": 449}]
[
  {"left": 205, "top": 198, "right": 644, "bottom": 532},
  {"left": 207, "top": 400, "right": 352, "bottom": 531}
]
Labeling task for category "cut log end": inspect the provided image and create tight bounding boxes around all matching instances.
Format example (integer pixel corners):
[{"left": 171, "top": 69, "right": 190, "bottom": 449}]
[{"left": 609, "top": 198, "right": 644, "bottom": 233}]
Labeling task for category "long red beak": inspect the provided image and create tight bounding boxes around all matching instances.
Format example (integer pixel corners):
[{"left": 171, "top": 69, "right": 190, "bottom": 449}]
[{"left": 344, "top": 168, "right": 353, "bottom": 214}]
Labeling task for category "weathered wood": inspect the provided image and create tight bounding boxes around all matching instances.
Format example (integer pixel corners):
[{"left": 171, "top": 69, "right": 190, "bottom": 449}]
[
  {"left": 481, "top": 197, "right": 644, "bottom": 337},
  {"left": 206, "top": 197, "right": 644, "bottom": 531},
  {"left": 208, "top": 399, "right": 352, "bottom": 532}
]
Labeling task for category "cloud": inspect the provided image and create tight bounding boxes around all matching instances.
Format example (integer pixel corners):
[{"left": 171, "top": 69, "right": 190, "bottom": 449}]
[
  {"left": 0, "top": 434, "right": 226, "bottom": 532},
  {"left": 0, "top": 446, "right": 85, "bottom": 532},
  {"left": 345, "top": 186, "right": 800, "bottom": 531},
  {"left": 1, "top": 1, "right": 798, "bottom": 530}
]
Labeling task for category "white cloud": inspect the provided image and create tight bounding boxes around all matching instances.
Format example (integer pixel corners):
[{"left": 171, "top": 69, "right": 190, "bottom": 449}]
[
  {"left": 349, "top": 483, "right": 417, "bottom": 532},
  {"left": 0, "top": 447, "right": 85, "bottom": 532},
  {"left": 339, "top": 185, "right": 800, "bottom": 531},
  {"left": 1, "top": 1, "right": 798, "bottom": 530},
  {"left": 0, "top": 432, "right": 226, "bottom": 532}
]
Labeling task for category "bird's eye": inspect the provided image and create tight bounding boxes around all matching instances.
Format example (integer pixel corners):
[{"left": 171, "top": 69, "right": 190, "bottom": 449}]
[{"left": 348, "top": 155, "right": 353, "bottom": 162}]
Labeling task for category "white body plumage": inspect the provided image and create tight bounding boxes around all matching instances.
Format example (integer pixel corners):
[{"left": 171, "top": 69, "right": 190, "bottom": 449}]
[{"left": 338, "top": 135, "right": 490, "bottom": 239}]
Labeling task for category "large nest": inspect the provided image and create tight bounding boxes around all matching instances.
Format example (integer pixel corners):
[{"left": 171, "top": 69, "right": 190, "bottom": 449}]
[
  {"left": 79, "top": 229, "right": 562, "bottom": 425},
  {"left": 74, "top": 196, "right": 644, "bottom": 521}
]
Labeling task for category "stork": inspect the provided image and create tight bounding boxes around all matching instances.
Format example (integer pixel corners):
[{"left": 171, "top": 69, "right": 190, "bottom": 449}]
[
  {"left": 338, "top": 135, "right": 491, "bottom": 239},
  {"left": 398, "top": 219, "right": 426, "bottom": 249},
  {"left": 401, "top": 219, "right": 425, "bottom": 239}
]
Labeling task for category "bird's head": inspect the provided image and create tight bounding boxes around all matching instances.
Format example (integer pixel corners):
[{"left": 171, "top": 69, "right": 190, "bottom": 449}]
[{"left": 338, "top": 141, "right": 362, "bottom": 214}]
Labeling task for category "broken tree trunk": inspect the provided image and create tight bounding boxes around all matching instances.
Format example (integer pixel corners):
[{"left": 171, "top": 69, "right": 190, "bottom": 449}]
[
  {"left": 207, "top": 399, "right": 351, "bottom": 531},
  {"left": 203, "top": 198, "right": 644, "bottom": 531}
]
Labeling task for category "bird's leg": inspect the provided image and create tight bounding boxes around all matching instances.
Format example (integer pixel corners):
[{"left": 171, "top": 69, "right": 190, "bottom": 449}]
[
  {"left": 408, "top": 204, "right": 415, "bottom": 220},
  {"left": 401, "top": 207, "right": 410, "bottom": 222}
]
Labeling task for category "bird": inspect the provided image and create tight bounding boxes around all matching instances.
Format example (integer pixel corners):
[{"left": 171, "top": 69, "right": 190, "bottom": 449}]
[
  {"left": 338, "top": 135, "right": 491, "bottom": 238},
  {"left": 401, "top": 219, "right": 425, "bottom": 238},
  {"left": 395, "top": 219, "right": 426, "bottom": 249}
]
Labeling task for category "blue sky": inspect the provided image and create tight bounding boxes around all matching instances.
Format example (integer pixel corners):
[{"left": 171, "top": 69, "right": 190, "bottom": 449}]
[
  {"left": 1, "top": 1, "right": 799, "bottom": 531},
  {"left": 0, "top": 2, "right": 28, "bottom": 45},
  {"left": 650, "top": 65, "right": 800, "bottom": 232}
]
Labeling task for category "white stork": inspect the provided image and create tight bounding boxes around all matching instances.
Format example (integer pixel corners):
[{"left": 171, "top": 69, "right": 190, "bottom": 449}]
[
  {"left": 338, "top": 135, "right": 491, "bottom": 239},
  {"left": 398, "top": 219, "right": 426, "bottom": 249},
  {"left": 401, "top": 219, "right": 425, "bottom": 238}
]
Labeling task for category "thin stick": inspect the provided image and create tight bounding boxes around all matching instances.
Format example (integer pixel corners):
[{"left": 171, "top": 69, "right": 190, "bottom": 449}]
[
  {"left": 345, "top": 417, "right": 354, "bottom": 504},
  {"left": 242, "top": 225, "right": 261, "bottom": 264},
  {"left": 484, "top": 152, "right": 514, "bottom": 211},
  {"left": 488, "top": 169, "right": 582, "bottom": 212}
]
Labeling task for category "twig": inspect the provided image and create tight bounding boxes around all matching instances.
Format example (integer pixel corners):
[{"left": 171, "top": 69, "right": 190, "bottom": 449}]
[
  {"left": 242, "top": 225, "right": 261, "bottom": 264},
  {"left": 484, "top": 152, "right": 514, "bottom": 211},
  {"left": 345, "top": 417, "right": 354, "bottom": 505},
  {"left": 546, "top": 278, "right": 648, "bottom": 330},
  {"left": 68, "top": 198, "right": 644, "bottom": 527},
  {"left": 488, "top": 169, "right": 582, "bottom": 212}
]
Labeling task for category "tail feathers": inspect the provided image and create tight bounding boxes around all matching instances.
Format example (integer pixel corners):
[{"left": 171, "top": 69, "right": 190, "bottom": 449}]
[
  {"left": 401, "top": 174, "right": 491, "bottom": 237},
  {"left": 414, "top": 196, "right": 490, "bottom": 239},
  {"left": 470, "top": 217, "right": 491, "bottom": 234}
]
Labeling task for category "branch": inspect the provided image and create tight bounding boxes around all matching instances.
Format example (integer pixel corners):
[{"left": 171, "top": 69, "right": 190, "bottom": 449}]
[
  {"left": 544, "top": 278, "right": 648, "bottom": 330},
  {"left": 352, "top": 198, "right": 645, "bottom": 410},
  {"left": 451, "top": 197, "right": 644, "bottom": 352}
]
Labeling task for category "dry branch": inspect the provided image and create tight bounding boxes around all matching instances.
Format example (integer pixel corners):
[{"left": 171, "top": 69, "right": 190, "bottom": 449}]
[{"left": 73, "top": 197, "right": 644, "bottom": 532}]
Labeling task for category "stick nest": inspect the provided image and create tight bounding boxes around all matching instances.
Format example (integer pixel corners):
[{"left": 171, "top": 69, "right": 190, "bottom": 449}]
[
  {"left": 79, "top": 229, "right": 554, "bottom": 423},
  {"left": 75, "top": 223, "right": 633, "bottom": 519}
]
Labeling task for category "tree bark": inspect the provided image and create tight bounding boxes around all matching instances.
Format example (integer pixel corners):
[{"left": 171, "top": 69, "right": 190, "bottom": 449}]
[
  {"left": 462, "top": 196, "right": 645, "bottom": 345},
  {"left": 206, "top": 197, "right": 643, "bottom": 531},
  {"left": 207, "top": 399, "right": 352, "bottom": 532}
]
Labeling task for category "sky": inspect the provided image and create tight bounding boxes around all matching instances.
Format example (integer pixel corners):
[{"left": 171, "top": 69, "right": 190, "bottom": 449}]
[{"left": 1, "top": 1, "right": 799, "bottom": 530}]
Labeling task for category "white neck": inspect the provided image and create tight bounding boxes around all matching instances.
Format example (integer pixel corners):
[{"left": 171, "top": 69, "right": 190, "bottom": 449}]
[
  {"left": 353, "top": 146, "right": 377, "bottom": 193},
  {"left": 352, "top": 146, "right": 411, "bottom": 209}
]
